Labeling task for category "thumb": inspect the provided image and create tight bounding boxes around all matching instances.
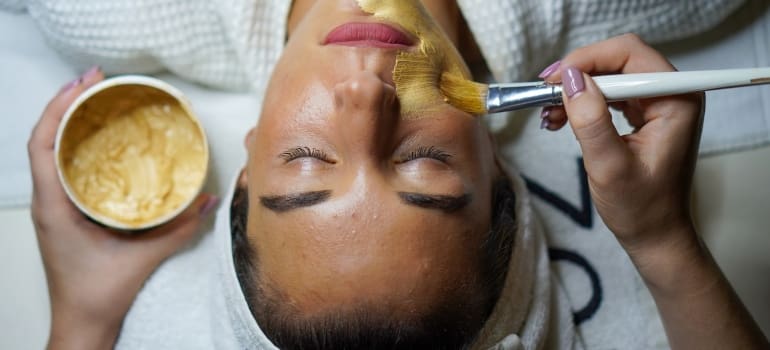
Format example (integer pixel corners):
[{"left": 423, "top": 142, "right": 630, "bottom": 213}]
[
  {"left": 561, "top": 66, "right": 631, "bottom": 182},
  {"left": 134, "top": 194, "right": 220, "bottom": 262}
]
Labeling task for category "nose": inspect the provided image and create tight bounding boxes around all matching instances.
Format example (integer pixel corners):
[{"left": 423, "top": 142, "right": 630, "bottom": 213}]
[{"left": 333, "top": 71, "right": 398, "bottom": 159}]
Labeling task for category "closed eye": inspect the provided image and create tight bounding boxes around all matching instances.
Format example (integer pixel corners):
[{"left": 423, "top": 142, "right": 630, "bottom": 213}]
[
  {"left": 399, "top": 146, "right": 452, "bottom": 163},
  {"left": 279, "top": 147, "right": 335, "bottom": 163}
]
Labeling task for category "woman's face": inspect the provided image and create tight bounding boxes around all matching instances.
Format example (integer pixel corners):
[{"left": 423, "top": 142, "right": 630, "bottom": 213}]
[{"left": 245, "top": 0, "right": 499, "bottom": 318}]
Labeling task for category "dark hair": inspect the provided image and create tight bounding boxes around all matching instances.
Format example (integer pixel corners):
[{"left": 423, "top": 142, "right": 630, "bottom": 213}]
[{"left": 231, "top": 178, "right": 516, "bottom": 349}]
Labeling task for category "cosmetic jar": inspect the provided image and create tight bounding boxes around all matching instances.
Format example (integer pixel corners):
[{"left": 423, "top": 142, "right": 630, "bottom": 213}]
[{"left": 55, "top": 75, "right": 209, "bottom": 230}]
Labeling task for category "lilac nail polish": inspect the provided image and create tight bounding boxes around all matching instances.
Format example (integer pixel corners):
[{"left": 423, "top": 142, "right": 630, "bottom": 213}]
[
  {"left": 564, "top": 66, "right": 585, "bottom": 98},
  {"left": 538, "top": 60, "right": 561, "bottom": 79},
  {"left": 540, "top": 108, "right": 551, "bottom": 119},
  {"left": 199, "top": 196, "right": 220, "bottom": 217}
]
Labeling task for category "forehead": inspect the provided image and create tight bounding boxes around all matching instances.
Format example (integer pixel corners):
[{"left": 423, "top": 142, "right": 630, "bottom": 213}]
[{"left": 247, "top": 188, "right": 488, "bottom": 312}]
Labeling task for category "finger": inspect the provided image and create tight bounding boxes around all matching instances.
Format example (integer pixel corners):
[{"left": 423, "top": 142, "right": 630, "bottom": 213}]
[
  {"left": 29, "top": 67, "right": 104, "bottom": 211},
  {"left": 130, "top": 194, "right": 220, "bottom": 264},
  {"left": 80, "top": 66, "right": 105, "bottom": 87},
  {"left": 561, "top": 67, "right": 631, "bottom": 181},
  {"left": 541, "top": 106, "right": 567, "bottom": 131},
  {"left": 545, "top": 34, "right": 674, "bottom": 83}
]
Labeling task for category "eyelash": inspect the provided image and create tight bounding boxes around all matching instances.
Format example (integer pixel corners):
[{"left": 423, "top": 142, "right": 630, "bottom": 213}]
[
  {"left": 279, "top": 147, "right": 333, "bottom": 163},
  {"left": 279, "top": 146, "right": 451, "bottom": 163},
  {"left": 403, "top": 146, "right": 452, "bottom": 163}
]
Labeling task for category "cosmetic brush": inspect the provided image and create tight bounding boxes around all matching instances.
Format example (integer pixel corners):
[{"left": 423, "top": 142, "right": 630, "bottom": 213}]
[{"left": 439, "top": 68, "right": 770, "bottom": 115}]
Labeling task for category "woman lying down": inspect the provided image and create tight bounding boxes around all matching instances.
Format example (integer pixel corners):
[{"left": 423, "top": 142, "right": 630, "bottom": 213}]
[{"left": 22, "top": 0, "right": 768, "bottom": 349}]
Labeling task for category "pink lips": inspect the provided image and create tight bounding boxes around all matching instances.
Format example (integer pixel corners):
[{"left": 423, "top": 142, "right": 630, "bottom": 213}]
[{"left": 324, "top": 22, "right": 414, "bottom": 48}]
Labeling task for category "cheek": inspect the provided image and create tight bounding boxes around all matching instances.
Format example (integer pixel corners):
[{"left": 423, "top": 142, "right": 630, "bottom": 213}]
[{"left": 260, "top": 68, "right": 333, "bottom": 125}]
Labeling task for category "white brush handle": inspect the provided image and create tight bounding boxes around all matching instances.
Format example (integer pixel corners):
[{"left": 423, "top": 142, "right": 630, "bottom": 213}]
[
  {"left": 486, "top": 68, "right": 770, "bottom": 113},
  {"left": 593, "top": 68, "right": 770, "bottom": 100}
]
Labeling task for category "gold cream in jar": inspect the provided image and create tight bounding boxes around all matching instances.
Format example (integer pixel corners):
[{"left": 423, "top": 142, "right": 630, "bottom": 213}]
[{"left": 55, "top": 76, "right": 209, "bottom": 230}]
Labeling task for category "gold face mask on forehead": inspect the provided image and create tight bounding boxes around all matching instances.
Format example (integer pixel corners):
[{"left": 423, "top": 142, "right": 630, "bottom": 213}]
[{"left": 356, "top": 0, "right": 473, "bottom": 117}]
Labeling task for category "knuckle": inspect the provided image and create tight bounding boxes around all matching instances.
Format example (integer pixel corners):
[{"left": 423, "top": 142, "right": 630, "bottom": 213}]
[{"left": 570, "top": 108, "right": 610, "bottom": 137}]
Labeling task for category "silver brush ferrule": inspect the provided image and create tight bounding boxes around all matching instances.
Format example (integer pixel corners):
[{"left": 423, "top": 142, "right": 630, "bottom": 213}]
[{"left": 486, "top": 82, "right": 563, "bottom": 113}]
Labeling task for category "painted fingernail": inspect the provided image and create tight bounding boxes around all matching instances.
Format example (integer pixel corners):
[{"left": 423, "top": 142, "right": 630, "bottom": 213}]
[
  {"left": 199, "top": 195, "right": 220, "bottom": 217},
  {"left": 82, "top": 65, "right": 101, "bottom": 80},
  {"left": 563, "top": 66, "right": 585, "bottom": 98},
  {"left": 538, "top": 60, "right": 561, "bottom": 78},
  {"left": 540, "top": 118, "right": 551, "bottom": 130},
  {"left": 59, "top": 77, "right": 82, "bottom": 93}
]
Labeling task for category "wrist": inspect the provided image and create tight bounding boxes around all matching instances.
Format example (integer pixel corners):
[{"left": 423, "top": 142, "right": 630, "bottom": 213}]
[
  {"left": 624, "top": 223, "right": 718, "bottom": 296},
  {"left": 48, "top": 307, "right": 122, "bottom": 350}
]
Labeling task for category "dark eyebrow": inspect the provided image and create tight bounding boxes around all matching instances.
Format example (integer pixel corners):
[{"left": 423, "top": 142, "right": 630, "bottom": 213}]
[
  {"left": 397, "top": 192, "right": 472, "bottom": 213},
  {"left": 259, "top": 190, "right": 332, "bottom": 213}
]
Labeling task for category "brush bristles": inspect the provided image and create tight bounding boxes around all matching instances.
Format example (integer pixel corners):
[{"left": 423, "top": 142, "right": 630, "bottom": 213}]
[
  {"left": 392, "top": 51, "right": 448, "bottom": 117},
  {"left": 439, "top": 73, "right": 488, "bottom": 115}
]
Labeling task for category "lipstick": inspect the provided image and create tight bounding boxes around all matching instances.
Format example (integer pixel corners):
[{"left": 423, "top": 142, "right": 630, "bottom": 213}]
[{"left": 325, "top": 22, "right": 414, "bottom": 48}]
